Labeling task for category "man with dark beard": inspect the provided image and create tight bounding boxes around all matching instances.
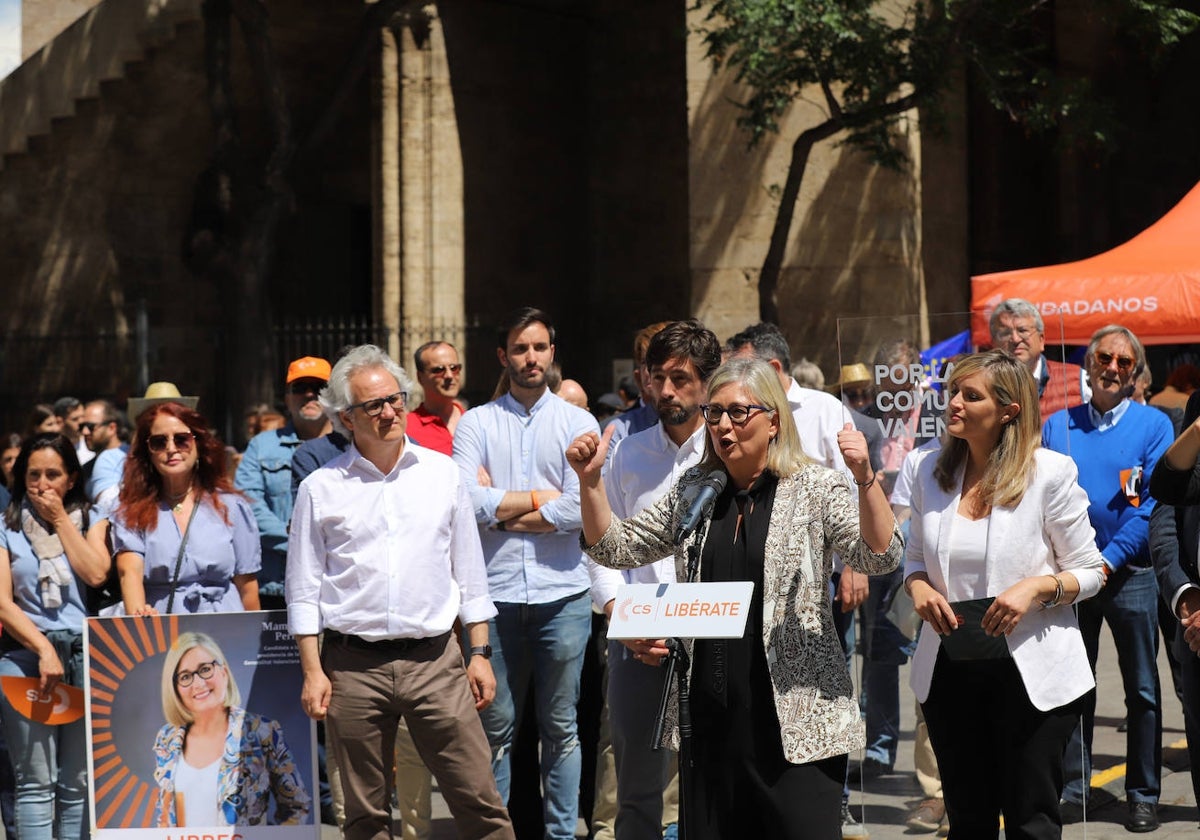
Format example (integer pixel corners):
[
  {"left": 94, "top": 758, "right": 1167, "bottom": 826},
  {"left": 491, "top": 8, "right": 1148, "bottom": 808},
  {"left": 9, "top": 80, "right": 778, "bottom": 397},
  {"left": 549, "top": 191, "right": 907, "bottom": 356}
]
[
  {"left": 453, "top": 307, "right": 601, "bottom": 840},
  {"left": 589, "top": 320, "right": 721, "bottom": 840}
]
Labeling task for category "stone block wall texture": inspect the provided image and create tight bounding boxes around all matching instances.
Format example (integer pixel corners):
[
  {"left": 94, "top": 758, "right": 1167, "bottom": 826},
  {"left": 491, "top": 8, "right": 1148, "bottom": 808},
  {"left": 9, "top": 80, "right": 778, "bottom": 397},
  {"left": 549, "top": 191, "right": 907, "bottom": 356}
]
[{"left": 0, "top": 0, "right": 374, "bottom": 436}]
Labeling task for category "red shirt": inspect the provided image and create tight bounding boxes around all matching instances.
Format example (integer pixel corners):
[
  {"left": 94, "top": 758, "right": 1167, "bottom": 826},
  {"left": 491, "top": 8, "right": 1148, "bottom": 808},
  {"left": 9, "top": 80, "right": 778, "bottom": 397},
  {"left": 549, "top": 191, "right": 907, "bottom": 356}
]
[{"left": 407, "top": 402, "right": 464, "bottom": 456}]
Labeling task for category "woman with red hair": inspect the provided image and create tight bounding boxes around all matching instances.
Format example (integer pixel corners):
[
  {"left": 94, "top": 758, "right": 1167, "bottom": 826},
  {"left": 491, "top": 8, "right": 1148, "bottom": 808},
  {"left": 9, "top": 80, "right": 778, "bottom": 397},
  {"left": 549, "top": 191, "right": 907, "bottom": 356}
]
[{"left": 112, "top": 403, "right": 260, "bottom": 614}]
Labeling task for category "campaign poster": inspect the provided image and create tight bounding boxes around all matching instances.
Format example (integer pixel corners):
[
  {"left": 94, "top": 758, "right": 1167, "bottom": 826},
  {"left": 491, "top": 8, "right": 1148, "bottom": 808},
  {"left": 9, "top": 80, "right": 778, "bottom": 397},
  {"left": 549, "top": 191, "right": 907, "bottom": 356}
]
[{"left": 85, "top": 611, "right": 318, "bottom": 839}]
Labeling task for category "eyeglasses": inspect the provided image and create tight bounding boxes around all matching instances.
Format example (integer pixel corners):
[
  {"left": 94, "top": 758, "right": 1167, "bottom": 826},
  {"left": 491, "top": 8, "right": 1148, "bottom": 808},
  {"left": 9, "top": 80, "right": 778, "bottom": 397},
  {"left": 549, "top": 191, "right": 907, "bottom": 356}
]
[
  {"left": 78, "top": 422, "right": 97, "bottom": 433},
  {"left": 1094, "top": 352, "right": 1135, "bottom": 372},
  {"left": 700, "top": 404, "right": 774, "bottom": 426},
  {"left": 147, "top": 432, "right": 195, "bottom": 453},
  {"left": 288, "top": 381, "right": 323, "bottom": 396},
  {"left": 346, "top": 391, "right": 407, "bottom": 417},
  {"left": 425, "top": 364, "right": 463, "bottom": 376},
  {"left": 174, "top": 659, "right": 222, "bottom": 687},
  {"left": 993, "top": 326, "right": 1038, "bottom": 341}
]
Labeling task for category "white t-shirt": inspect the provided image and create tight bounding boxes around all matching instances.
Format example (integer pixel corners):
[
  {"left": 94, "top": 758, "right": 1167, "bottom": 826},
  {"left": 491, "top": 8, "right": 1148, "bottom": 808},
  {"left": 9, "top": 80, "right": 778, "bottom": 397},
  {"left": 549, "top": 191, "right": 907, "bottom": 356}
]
[{"left": 173, "top": 755, "right": 223, "bottom": 826}]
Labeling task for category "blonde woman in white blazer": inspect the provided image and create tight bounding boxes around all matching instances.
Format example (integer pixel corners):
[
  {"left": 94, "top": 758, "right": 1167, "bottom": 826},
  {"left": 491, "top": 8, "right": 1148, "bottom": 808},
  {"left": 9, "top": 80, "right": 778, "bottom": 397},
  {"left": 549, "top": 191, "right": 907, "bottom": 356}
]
[{"left": 904, "top": 351, "right": 1106, "bottom": 840}]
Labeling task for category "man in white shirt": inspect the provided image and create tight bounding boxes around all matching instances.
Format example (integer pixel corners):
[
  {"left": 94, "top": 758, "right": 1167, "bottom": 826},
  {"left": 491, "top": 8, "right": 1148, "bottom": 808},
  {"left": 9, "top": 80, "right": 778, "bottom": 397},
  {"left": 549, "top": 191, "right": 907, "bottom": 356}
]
[
  {"left": 286, "top": 345, "right": 513, "bottom": 840},
  {"left": 591, "top": 320, "right": 721, "bottom": 840}
]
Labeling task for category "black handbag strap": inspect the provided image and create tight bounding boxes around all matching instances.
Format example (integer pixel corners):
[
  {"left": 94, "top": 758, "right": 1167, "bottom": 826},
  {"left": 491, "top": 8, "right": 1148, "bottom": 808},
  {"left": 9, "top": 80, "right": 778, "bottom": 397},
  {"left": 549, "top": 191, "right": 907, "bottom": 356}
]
[{"left": 165, "top": 497, "right": 201, "bottom": 614}]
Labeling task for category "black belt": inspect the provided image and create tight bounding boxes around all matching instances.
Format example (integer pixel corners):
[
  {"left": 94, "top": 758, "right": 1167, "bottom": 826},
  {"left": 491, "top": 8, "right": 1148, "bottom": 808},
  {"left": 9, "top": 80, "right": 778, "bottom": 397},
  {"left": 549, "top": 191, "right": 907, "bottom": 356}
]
[{"left": 325, "top": 629, "right": 450, "bottom": 655}]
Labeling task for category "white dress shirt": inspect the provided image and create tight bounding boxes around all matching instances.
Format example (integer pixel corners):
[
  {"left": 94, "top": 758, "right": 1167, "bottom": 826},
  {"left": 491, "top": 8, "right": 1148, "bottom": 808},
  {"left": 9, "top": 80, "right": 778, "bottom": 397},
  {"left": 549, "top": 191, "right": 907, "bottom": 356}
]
[
  {"left": 588, "top": 423, "right": 706, "bottom": 610},
  {"left": 453, "top": 389, "right": 599, "bottom": 604},
  {"left": 286, "top": 442, "right": 496, "bottom": 641},
  {"left": 786, "top": 379, "right": 852, "bottom": 477}
]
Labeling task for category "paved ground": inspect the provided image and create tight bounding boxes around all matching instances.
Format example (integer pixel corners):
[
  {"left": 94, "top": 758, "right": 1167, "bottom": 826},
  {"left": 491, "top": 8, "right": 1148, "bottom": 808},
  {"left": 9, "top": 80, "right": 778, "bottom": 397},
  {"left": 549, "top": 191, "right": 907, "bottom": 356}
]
[{"left": 320, "top": 622, "right": 1198, "bottom": 839}]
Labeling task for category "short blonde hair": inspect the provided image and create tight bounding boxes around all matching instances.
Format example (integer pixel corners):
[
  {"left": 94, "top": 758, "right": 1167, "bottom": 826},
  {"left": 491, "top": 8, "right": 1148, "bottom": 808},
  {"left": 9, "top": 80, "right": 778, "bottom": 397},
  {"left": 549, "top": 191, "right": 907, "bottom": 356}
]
[
  {"left": 933, "top": 350, "right": 1040, "bottom": 508},
  {"left": 161, "top": 631, "right": 241, "bottom": 727},
  {"left": 699, "top": 357, "right": 810, "bottom": 477}
]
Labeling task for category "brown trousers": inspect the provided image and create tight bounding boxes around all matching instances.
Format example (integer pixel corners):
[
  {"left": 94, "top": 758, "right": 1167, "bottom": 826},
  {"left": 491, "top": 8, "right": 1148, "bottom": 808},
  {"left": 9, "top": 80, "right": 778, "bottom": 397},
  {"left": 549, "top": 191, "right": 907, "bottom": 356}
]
[{"left": 322, "top": 633, "right": 514, "bottom": 840}]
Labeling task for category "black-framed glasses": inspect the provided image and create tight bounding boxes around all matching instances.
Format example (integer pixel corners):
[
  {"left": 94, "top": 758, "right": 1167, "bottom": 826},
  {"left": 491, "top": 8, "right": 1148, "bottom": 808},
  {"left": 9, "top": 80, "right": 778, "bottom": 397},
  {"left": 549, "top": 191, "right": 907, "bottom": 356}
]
[
  {"left": 1095, "top": 352, "right": 1135, "bottom": 372},
  {"left": 288, "top": 381, "right": 323, "bottom": 396},
  {"left": 147, "top": 432, "right": 195, "bottom": 453},
  {"left": 347, "top": 391, "right": 407, "bottom": 417},
  {"left": 700, "top": 403, "right": 774, "bottom": 426},
  {"left": 425, "top": 364, "right": 463, "bottom": 376},
  {"left": 174, "top": 660, "right": 222, "bottom": 687}
]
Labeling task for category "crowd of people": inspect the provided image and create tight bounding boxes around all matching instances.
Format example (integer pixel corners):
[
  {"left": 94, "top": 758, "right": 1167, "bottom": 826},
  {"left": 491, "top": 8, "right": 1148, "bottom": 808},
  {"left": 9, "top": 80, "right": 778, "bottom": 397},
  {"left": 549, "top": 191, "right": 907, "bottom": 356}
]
[{"left": 0, "top": 300, "right": 1199, "bottom": 839}]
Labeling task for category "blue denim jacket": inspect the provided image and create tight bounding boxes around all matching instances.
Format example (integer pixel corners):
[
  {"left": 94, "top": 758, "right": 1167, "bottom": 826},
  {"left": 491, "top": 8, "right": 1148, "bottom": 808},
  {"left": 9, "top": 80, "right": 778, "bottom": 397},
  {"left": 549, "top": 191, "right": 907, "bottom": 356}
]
[{"left": 235, "top": 425, "right": 301, "bottom": 592}]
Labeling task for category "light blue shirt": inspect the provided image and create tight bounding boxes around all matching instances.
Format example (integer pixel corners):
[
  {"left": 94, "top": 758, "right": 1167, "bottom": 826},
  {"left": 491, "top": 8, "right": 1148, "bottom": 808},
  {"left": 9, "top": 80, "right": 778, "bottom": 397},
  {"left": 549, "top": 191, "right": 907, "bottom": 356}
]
[
  {"left": 1087, "top": 396, "right": 1132, "bottom": 432},
  {"left": 453, "top": 390, "right": 600, "bottom": 604},
  {"left": 112, "top": 492, "right": 261, "bottom": 613},
  {"left": 86, "top": 445, "right": 129, "bottom": 502},
  {"left": 0, "top": 523, "right": 91, "bottom": 633}
]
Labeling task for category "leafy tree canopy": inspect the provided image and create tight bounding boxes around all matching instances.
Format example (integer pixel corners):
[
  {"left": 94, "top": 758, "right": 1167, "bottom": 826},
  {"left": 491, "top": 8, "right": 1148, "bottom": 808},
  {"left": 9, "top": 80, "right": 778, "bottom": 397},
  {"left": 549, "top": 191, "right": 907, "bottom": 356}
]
[{"left": 696, "top": 0, "right": 1200, "bottom": 320}]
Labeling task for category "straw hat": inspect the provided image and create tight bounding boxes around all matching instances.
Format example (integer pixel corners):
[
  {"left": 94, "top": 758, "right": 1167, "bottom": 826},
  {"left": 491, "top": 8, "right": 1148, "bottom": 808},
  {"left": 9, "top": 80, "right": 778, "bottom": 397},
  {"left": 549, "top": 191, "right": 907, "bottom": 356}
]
[
  {"left": 826, "top": 362, "right": 873, "bottom": 393},
  {"left": 128, "top": 382, "right": 200, "bottom": 420}
]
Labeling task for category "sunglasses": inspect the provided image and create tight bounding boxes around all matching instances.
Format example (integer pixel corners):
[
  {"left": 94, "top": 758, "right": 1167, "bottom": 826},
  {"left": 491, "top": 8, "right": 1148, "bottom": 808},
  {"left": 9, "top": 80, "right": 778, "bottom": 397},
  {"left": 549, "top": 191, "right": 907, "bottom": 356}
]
[
  {"left": 346, "top": 391, "right": 407, "bottom": 417},
  {"left": 288, "top": 381, "right": 324, "bottom": 395},
  {"left": 78, "top": 422, "right": 97, "bottom": 433},
  {"left": 147, "top": 432, "right": 195, "bottom": 453},
  {"left": 425, "top": 364, "right": 463, "bottom": 376},
  {"left": 1094, "top": 352, "right": 1135, "bottom": 372}
]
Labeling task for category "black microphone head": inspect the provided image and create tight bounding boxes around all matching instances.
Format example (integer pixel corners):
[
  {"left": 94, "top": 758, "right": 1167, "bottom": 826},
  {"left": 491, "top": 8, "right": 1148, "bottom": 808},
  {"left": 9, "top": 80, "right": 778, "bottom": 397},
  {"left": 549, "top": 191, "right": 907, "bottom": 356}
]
[{"left": 704, "top": 470, "right": 728, "bottom": 494}]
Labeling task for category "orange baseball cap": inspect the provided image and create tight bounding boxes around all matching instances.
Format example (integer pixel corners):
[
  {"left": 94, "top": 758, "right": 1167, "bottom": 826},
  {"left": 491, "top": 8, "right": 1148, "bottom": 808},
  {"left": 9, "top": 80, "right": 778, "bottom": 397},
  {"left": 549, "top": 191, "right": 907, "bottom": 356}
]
[{"left": 286, "top": 356, "right": 332, "bottom": 383}]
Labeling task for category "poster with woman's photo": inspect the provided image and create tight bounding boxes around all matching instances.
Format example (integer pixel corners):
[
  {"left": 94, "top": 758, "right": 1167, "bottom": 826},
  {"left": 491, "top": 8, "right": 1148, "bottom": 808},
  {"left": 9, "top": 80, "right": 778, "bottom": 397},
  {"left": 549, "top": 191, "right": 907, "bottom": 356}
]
[{"left": 85, "top": 610, "right": 318, "bottom": 839}]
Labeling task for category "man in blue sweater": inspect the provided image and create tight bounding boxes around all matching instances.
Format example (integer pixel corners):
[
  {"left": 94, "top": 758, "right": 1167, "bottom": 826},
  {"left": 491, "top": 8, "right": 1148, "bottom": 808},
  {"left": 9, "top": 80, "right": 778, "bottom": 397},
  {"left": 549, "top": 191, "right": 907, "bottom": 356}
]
[{"left": 1043, "top": 324, "right": 1173, "bottom": 833}]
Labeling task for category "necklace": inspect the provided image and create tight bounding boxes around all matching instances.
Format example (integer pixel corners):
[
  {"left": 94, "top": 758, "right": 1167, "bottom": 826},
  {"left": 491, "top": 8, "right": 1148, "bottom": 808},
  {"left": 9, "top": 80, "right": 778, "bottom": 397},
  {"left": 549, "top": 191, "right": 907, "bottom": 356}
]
[{"left": 165, "top": 486, "right": 192, "bottom": 513}]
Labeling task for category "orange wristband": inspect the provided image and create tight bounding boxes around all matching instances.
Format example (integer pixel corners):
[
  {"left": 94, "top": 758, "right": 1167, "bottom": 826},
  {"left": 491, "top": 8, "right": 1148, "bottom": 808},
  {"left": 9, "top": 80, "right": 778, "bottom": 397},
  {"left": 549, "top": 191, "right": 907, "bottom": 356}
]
[{"left": 531, "top": 490, "right": 539, "bottom": 511}]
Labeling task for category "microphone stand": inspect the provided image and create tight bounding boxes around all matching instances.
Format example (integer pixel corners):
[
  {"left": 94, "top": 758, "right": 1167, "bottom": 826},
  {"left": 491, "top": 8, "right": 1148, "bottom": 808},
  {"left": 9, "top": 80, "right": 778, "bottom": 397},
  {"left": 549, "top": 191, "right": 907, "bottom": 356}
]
[{"left": 652, "top": 538, "right": 701, "bottom": 840}]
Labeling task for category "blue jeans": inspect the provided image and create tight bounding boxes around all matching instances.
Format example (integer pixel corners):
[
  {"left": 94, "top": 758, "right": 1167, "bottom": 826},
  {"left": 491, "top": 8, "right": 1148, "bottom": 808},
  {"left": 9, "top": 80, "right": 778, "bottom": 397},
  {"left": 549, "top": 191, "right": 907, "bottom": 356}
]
[
  {"left": 1062, "top": 565, "right": 1162, "bottom": 805},
  {"left": 482, "top": 591, "right": 592, "bottom": 839},
  {"left": 859, "top": 565, "right": 912, "bottom": 769},
  {"left": 607, "top": 640, "right": 672, "bottom": 840},
  {"left": 0, "top": 651, "right": 88, "bottom": 840}
]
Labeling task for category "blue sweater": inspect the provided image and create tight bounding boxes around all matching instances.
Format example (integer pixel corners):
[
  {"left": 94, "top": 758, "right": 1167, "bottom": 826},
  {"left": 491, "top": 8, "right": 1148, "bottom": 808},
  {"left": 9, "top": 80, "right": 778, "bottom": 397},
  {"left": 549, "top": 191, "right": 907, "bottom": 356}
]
[{"left": 1042, "top": 401, "right": 1173, "bottom": 571}]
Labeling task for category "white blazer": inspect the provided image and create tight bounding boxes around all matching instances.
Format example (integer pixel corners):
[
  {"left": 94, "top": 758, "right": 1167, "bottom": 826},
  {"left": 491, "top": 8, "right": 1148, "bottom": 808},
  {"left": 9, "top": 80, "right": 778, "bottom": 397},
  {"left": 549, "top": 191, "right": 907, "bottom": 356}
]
[{"left": 906, "top": 448, "right": 1106, "bottom": 711}]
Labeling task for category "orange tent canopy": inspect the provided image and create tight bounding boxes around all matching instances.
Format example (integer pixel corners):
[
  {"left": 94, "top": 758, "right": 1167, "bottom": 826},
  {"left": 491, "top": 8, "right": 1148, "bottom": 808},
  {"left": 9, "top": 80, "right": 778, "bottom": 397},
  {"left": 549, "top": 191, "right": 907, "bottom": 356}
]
[{"left": 971, "top": 181, "right": 1200, "bottom": 346}]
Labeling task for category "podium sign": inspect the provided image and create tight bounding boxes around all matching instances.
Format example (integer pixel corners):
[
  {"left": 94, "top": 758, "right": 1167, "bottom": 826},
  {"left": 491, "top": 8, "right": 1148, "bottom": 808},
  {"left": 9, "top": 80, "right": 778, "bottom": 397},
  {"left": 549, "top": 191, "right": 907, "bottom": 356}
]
[{"left": 607, "top": 582, "right": 754, "bottom": 640}]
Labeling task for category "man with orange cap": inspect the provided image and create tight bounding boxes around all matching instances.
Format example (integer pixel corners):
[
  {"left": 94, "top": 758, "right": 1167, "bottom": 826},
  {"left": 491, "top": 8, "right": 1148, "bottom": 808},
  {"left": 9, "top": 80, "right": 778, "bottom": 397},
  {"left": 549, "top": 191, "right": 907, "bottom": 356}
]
[{"left": 236, "top": 355, "right": 332, "bottom": 609}]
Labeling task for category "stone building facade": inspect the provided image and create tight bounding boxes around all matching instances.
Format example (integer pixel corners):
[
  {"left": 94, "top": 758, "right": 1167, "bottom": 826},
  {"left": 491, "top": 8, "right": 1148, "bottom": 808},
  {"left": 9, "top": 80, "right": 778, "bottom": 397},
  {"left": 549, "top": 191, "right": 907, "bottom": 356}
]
[{"left": 0, "top": 0, "right": 1197, "bottom": 437}]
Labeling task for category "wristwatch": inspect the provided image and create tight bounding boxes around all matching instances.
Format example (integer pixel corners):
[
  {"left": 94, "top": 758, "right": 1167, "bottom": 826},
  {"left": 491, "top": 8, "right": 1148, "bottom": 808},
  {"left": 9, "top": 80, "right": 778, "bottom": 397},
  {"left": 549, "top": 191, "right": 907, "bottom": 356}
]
[{"left": 469, "top": 645, "right": 493, "bottom": 659}]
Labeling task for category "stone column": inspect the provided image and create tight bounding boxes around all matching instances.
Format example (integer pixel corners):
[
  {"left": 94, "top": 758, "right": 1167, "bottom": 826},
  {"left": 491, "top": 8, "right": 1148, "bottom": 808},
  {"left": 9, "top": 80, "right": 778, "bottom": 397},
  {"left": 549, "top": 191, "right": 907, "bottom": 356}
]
[
  {"left": 372, "top": 24, "right": 403, "bottom": 361},
  {"left": 397, "top": 4, "right": 465, "bottom": 367}
]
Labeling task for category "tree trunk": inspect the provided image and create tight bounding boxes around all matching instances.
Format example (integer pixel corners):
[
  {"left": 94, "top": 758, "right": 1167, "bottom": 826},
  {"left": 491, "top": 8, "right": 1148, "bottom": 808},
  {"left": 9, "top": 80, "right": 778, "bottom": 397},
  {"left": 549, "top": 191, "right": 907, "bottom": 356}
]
[{"left": 758, "top": 119, "right": 842, "bottom": 324}]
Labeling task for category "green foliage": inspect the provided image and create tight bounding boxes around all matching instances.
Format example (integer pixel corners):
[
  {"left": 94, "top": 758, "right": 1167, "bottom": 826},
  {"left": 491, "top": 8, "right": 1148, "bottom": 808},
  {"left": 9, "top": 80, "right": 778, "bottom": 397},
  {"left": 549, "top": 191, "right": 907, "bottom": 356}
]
[{"left": 699, "top": 0, "right": 1199, "bottom": 163}]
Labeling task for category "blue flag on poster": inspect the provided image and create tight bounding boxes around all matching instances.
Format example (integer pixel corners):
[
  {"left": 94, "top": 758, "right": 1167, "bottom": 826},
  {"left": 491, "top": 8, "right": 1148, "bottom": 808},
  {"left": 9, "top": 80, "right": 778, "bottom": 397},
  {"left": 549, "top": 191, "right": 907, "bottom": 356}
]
[{"left": 921, "top": 330, "right": 973, "bottom": 389}]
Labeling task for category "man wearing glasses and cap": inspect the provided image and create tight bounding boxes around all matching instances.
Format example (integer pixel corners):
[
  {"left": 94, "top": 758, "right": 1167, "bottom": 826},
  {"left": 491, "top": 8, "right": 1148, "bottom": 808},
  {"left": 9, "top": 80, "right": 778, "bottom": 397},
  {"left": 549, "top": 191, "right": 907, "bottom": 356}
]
[
  {"left": 1043, "top": 325, "right": 1173, "bottom": 832},
  {"left": 236, "top": 355, "right": 332, "bottom": 610}
]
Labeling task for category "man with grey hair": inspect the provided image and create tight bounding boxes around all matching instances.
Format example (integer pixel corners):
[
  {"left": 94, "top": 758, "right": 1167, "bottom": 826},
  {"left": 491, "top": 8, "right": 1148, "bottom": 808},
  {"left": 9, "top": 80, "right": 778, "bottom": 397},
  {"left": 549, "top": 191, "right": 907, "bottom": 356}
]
[
  {"left": 989, "top": 297, "right": 1088, "bottom": 423},
  {"left": 1043, "top": 325, "right": 1173, "bottom": 832},
  {"left": 286, "top": 344, "right": 514, "bottom": 840}
]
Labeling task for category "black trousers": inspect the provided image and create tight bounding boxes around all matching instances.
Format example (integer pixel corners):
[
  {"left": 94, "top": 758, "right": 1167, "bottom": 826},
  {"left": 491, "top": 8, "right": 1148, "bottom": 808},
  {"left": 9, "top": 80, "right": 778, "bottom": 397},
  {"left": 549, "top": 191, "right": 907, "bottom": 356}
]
[
  {"left": 921, "top": 649, "right": 1082, "bottom": 840},
  {"left": 687, "top": 686, "right": 846, "bottom": 840}
]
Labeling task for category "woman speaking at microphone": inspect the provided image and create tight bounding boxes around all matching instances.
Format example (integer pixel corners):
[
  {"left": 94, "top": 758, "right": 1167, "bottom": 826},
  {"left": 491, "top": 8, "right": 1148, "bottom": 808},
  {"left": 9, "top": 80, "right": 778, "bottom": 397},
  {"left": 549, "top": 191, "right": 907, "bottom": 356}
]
[{"left": 567, "top": 356, "right": 901, "bottom": 839}]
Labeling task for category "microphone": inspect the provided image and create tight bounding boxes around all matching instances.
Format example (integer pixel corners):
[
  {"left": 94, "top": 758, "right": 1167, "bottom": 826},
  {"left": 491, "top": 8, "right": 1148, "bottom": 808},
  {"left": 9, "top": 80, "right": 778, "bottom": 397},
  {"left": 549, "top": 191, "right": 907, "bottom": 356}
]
[{"left": 673, "top": 470, "right": 728, "bottom": 545}]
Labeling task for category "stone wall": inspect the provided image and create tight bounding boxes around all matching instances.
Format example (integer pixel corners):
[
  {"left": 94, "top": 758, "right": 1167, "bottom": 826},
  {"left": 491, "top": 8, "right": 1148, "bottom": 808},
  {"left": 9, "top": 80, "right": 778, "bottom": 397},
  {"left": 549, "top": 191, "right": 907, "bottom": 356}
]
[{"left": 684, "top": 2, "right": 970, "bottom": 380}]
